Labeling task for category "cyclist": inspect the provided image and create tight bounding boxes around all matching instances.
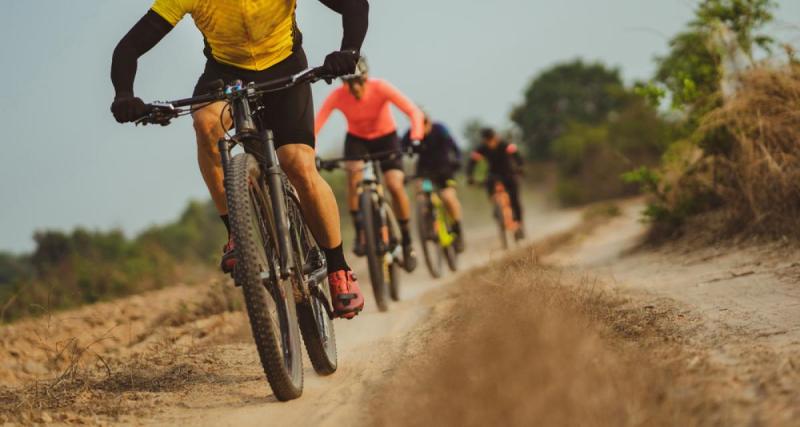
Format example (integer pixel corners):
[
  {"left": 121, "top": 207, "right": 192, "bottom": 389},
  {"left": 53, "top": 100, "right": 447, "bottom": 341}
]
[
  {"left": 314, "top": 57, "right": 424, "bottom": 272},
  {"left": 401, "top": 114, "right": 466, "bottom": 253},
  {"left": 109, "top": 0, "right": 369, "bottom": 319},
  {"left": 466, "top": 127, "right": 526, "bottom": 240}
]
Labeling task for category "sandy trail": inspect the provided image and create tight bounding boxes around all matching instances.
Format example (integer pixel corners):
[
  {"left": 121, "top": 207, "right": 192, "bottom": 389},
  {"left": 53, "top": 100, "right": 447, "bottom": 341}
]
[
  {"left": 545, "top": 200, "right": 800, "bottom": 424},
  {"left": 145, "top": 200, "right": 582, "bottom": 427},
  {"left": 6, "top": 197, "right": 796, "bottom": 425},
  {"left": 0, "top": 194, "right": 582, "bottom": 425}
]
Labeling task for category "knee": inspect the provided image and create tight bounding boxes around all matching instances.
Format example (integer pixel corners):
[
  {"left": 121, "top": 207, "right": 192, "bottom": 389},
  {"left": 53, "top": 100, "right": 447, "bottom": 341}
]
[
  {"left": 193, "top": 114, "right": 223, "bottom": 141},
  {"left": 283, "top": 155, "right": 318, "bottom": 192},
  {"left": 386, "top": 179, "right": 403, "bottom": 195}
]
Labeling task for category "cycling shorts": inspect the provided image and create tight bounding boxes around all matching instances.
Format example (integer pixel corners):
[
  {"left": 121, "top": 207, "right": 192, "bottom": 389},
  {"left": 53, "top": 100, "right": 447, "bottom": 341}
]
[
  {"left": 193, "top": 48, "right": 314, "bottom": 149},
  {"left": 344, "top": 131, "right": 403, "bottom": 172}
]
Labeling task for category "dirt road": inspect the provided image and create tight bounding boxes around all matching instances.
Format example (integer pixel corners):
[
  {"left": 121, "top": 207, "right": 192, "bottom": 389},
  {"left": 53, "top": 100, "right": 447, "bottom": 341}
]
[
  {"left": 3, "top": 197, "right": 798, "bottom": 425},
  {"left": 0, "top": 194, "right": 582, "bottom": 425},
  {"left": 545, "top": 201, "right": 800, "bottom": 424}
]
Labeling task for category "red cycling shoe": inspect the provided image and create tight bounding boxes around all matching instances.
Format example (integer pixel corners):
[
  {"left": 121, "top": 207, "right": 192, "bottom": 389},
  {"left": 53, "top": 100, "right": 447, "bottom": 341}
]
[
  {"left": 328, "top": 270, "right": 364, "bottom": 319},
  {"left": 220, "top": 239, "right": 237, "bottom": 273}
]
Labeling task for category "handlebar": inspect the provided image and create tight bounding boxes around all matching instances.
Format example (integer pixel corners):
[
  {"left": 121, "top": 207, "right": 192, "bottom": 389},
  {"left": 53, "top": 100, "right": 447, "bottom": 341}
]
[
  {"left": 317, "top": 150, "right": 408, "bottom": 171},
  {"left": 136, "top": 67, "right": 336, "bottom": 126}
]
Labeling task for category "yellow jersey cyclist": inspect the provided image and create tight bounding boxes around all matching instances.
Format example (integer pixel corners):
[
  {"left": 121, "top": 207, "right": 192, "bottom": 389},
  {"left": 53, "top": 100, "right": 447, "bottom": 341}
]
[
  {"left": 109, "top": 0, "right": 370, "bottom": 319},
  {"left": 401, "top": 114, "right": 466, "bottom": 253}
]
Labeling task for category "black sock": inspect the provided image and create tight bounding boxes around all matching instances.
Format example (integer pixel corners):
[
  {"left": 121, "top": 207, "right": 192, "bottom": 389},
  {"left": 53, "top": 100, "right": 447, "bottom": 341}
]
[
  {"left": 399, "top": 219, "right": 411, "bottom": 245},
  {"left": 322, "top": 244, "right": 350, "bottom": 273},
  {"left": 220, "top": 215, "right": 231, "bottom": 236}
]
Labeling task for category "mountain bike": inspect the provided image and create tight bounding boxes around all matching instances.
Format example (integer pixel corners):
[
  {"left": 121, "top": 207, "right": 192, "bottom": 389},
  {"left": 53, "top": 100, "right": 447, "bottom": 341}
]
[
  {"left": 136, "top": 68, "right": 337, "bottom": 401},
  {"left": 319, "top": 152, "right": 403, "bottom": 310},
  {"left": 414, "top": 177, "right": 458, "bottom": 278}
]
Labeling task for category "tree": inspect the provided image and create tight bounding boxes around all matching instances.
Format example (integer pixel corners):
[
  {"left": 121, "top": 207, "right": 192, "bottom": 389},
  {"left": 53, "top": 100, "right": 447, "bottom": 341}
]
[{"left": 511, "top": 60, "right": 632, "bottom": 159}]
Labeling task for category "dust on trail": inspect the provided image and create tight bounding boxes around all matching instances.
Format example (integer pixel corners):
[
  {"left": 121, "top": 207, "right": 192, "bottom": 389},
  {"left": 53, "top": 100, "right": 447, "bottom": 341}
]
[
  {"left": 546, "top": 200, "right": 800, "bottom": 425},
  {"left": 370, "top": 238, "right": 704, "bottom": 427},
  {"left": 4, "top": 197, "right": 797, "bottom": 426},
  {"left": 0, "top": 194, "right": 583, "bottom": 426}
]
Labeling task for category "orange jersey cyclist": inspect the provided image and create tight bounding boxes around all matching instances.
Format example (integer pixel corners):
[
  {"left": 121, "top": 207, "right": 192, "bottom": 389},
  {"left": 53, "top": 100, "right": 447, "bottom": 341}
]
[
  {"left": 109, "top": 0, "right": 370, "bottom": 319},
  {"left": 315, "top": 57, "right": 424, "bottom": 272}
]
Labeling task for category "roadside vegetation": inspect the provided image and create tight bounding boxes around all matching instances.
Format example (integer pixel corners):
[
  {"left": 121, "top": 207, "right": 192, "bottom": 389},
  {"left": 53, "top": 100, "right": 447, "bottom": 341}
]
[
  {"left": 508, "top": 60, "right": 676, "bottom": 206},
  {"left": 622, "top": 0, "right": 799, "bottom": 240},
  {"left": 0, "top": 201, "right": 226, "bottom": 323}
]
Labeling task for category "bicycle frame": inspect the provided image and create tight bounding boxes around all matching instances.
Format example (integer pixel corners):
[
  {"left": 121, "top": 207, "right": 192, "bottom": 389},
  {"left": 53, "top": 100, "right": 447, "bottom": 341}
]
[
  {"left": 419, "top": 179, "right": 455, "bottom": 247},
  {"left": 492, "top": 181, "right": 518, "bottom": 232},
  {"left": 358, "top": 159, "right": 398, "bottom": 253}
]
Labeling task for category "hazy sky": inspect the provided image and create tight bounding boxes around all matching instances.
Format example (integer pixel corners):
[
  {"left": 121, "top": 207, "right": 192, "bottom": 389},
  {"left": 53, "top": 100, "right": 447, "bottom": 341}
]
[{"left": 1, "top": 1, "right": 798, "bottom": 252}]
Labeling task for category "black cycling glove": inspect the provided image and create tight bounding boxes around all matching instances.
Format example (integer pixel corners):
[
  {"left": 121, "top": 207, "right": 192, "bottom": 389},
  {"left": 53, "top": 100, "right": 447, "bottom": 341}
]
[
  {"left": 111, "top": 95, "right": 147, "bottom": 123},
  {"left": 322, "top": 50, "right": 359, "bottom": 76}
]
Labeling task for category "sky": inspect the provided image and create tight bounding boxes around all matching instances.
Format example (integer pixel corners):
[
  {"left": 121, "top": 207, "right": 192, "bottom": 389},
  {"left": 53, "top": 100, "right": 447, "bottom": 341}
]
[{"left": 1, "top": 1, "right": 798, "bottom": 252}]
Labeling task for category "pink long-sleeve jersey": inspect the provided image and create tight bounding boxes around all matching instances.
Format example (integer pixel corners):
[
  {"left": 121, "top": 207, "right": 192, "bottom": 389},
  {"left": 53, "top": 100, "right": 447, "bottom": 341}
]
[{"left": 315, "top": 78, "right": 425, "bottom": 141}]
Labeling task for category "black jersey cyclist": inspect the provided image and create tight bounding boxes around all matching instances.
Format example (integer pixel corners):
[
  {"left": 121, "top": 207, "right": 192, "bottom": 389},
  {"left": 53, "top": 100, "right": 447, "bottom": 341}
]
[{"left": 466, "top": 127, "right": 525, "bottom": 239}]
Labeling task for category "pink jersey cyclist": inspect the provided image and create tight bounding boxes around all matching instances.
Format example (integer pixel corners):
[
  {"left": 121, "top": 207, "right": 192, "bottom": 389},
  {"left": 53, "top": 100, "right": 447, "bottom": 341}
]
[
  {"left": 315, "top": 78, "right": 424, "bottom": 141},
  {"left": 315, "top": 57, "right": 422, "bottom": 273}
]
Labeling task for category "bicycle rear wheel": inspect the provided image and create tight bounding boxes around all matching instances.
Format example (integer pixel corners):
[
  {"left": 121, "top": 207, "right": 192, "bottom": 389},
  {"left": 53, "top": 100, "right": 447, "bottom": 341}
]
[
  {"left": 416, "top": 197, "right": 443, "bottom": 278},
  {"left": 227, "top": 153, "right": 303, "bottom": 401},
  {"left": 360, "top": 190, "right": 389, "bottom": 311},
  {"left": 286, "top": 193, "right": 337, "bottom": 375}
]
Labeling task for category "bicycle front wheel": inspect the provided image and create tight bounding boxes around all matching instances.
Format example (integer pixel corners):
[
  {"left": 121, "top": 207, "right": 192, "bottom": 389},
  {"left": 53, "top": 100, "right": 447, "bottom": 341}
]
[
  {"left": 360, "top": 189, "right": 389, "bottom": 311},
  {"left": 227, "top": 153, "right": 304, "bottom": 401},
  {"left": 416, "top": 197, "right": 443, "bottom": 278}
]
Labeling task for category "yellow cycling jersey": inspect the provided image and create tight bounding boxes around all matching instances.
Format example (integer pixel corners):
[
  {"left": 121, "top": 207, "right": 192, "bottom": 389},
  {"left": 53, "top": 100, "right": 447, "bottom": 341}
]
[{"left": 151, "top": 0, "right": 297, "bottom": 71}]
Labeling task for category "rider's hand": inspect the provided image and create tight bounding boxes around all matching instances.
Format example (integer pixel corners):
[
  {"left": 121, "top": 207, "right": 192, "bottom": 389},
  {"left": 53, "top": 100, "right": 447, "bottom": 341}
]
[
  {"left": 405, "top": 140, "right": 422, "bottom": 155},
  {"left": 110, "top": 95, "right": 147, "bottom": 123},
  {"left": 322, "top": 50, "right": 359, "bottom": 76}
]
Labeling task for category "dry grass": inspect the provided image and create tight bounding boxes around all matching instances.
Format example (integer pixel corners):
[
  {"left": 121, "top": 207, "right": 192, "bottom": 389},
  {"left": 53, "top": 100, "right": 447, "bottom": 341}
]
[
  {"left": 697, "top": 64, "right": 800, "bottom": 237},
  {"left": 0, "top": 280, "right": 245, "bottom": 424},
  {"left": 371, "top": 248, "right": 718, "bottom": 426}
]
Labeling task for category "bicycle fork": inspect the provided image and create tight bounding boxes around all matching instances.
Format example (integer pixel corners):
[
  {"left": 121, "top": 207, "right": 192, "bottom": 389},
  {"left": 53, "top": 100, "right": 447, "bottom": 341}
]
[{"left": 218, "top": 130, "right": 295, "bottom": 280}]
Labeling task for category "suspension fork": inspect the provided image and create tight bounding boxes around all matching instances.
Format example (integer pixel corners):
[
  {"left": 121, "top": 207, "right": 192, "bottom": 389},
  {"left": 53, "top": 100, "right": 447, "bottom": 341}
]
[{"left": 261, "top": 130, "right": 294, "bottom": 279}]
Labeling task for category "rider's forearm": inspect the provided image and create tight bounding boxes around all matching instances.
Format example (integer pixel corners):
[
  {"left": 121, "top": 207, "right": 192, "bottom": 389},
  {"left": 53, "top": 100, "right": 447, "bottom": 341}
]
[
  {"left": 111, "top": 10, "right": 173, "bottom": 97},
  {"left": 317, "top": 0, "right": 369, "bottom": 51}
]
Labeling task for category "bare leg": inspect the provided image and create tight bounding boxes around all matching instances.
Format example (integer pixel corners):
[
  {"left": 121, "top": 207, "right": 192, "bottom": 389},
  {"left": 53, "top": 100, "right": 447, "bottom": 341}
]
[
  {"left": 439, "top": 187, "right": 463, "bottom": 222},
  {"left": 384, "top": 169, "right": 411, "bottom": 221},
  {"left": 192, "top": 102, "right": 232, "bottom": 215},
  {"left": 345, "top": 161, "right": 364, "bottom": 212},
  {"left": 278, "top": 144, "right": 342, "bottom": 248}
]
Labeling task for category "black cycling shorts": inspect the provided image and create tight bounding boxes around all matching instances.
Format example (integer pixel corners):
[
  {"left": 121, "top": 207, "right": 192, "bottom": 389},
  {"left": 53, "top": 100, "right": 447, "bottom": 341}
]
[
  {"left": 193, "top": 48, "right": 315, "bottom": 149},
  {"left": 417, "top": 170, "right": 456, "bottom": 189},
  {"left": 344, "top": 131, "right": 403, "bottom": 172}
]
